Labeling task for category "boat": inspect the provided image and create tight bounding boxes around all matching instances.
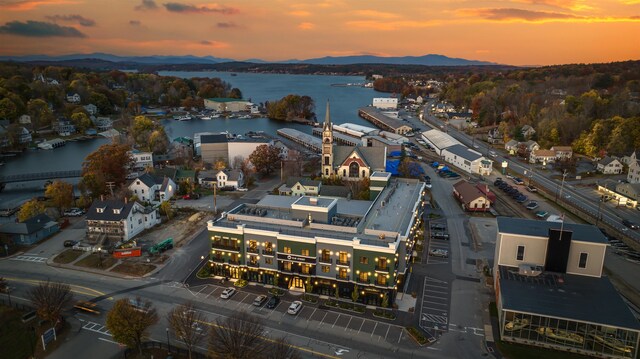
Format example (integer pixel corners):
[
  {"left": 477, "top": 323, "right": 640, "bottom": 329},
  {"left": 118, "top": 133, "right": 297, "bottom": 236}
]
[
  {"left": 200, "top": 116, "right": 212, "bottom": 120},
  {"left": 174, "top": 115, "right": 192, "bottom": 121},
  {"left": 537, "top": 327, "right": 584, "bottom": 345},
  {"left": 239, "top": 115, "right": 251, "bottom": 119},
  {"left": 211, "top": 114, "right": 221, "bottom": 118},
  {"left": 230, "top": 73, "right": 237, "bottom": 76},
  {"left": 505, "top": 318, "right": 529, "bottom": 331},
  {"left": 589, "top": 331, "right": 633, "bottom": 354}
]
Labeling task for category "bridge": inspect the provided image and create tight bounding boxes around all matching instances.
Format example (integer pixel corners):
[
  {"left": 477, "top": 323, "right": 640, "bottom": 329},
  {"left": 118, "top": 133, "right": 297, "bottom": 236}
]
[{"left": 0, "top": 170, "right": 82, "bottom": 189}]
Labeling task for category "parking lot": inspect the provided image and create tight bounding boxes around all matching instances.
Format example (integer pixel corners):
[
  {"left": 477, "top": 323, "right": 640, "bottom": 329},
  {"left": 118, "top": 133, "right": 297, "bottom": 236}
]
[
  {"left": 425, "top": 220, "right": 449, "bottom": 265},
  {"left": 419, "top": 276, "right": 450, "bottom": 333},
  {"left": 186, "top": 283, "right": 408, "bottom": 346}
]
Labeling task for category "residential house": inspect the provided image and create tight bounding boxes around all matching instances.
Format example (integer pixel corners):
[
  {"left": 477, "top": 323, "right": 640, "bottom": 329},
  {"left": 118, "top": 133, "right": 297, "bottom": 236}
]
[
  {"left": 92, "top": 116, "right": 113, "bottom": 131},
  {"left": 128, "top": 173, "right": 176, "bottom": 203},
  {"left": 273, "top": 140, "right": 290, "bottom": 160},
  {"left": 616, "top": 183, "right": 640, "bottom": 202},
  {"left": 66, "top": 93, "right": 81, "bottom": 103},
  {"left": 54, "top": 119, "right": 75, "bottom": 136},
  {"left": 596, "top": 157, "right": 623, "bottom": 174},
  {"left": 0, "top": 214, "right": 59, "bottom": 245},
  {"left": 278, "top": 177, "right": 321, "bottom": 196},
  {"left": 505, "top": 140, "right": 519, "bottom": 153},
  {"left": 197, "top": 170, "right": 217, "bottom": 188},
  {"left": 84, "top": 104, "right": 98, "bottom": 115},
  {"left": 488, "top": 128, "right": 503, "bottom": 144},
  {"left": 130, "top": 150, "right": 154, "bottom": 170},
  {"left": 86, "top": 199, "right": 160, "bottom": 242},
  {"left": 551, "top": 146, "right": 573, "bottom": 160},
  {"left": 520, "top": 125, "right": 536, "bottom": 139},
  {"left": 441, "top": 144, "right": 493, "bottom": 175},
  {"left": 493, "top": 217, "right": 640, "bottom": 359},
  {"left": 18, "top": 114, "right": 31, "bottom": 125},
  {"left": 452, "top": 180, "right": 492, "bottom": 212},
  {"left": 14, "top": 126, "right": 32, "bottom": 144},
  {"left": 522, "top": 140, "right": 540, "bottom": 153},
  {"left": 627, "top": 151, "right": 640, "bottom": 184},
  {"left": 216, "top": 169, "right": 244, "bottom": 190},
  {"left": 529, "top": 149, "right": 557, "bottom": 164}
]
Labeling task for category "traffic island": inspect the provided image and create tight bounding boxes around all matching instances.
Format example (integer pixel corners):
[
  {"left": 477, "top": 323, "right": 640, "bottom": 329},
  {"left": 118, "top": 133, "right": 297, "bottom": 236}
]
[
  {"left": 52, "top": 249, "right": 83, "bottom": 264},
  {"left": 74, "top": 253, "right": 117, "bottom": 269},
  {"left": 110, "top": 262, "right": 156, "bottom": 277}
]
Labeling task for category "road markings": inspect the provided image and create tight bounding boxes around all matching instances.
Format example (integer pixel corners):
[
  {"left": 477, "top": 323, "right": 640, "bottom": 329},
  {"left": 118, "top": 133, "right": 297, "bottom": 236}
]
[
  {"left": 307, "top": 307, "right": 317, "bottom": 322},
  {"left": 11, "top": 256, "right": 47, "bottom": 263},
  {"left": 82, "top": 321, "right": 111, "bottom": 336},
  {"left": 370, "top": 322, "right": 378, "bottom": 337},
  {"left": 344, "top": 316, "right": 352, "bottom": 331},
  {"left": 97, "top": 337, "right": 120, "bottom": 345},
  {"left": 331, "top": 314, "right": 341, "bottom": 328}
]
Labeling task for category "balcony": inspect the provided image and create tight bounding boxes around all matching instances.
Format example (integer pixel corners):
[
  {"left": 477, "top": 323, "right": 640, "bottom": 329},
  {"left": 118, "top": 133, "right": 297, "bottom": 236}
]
[
  {"left": 375, "top": 265, "right": 389, "bottom": 272},
  {"left": 356, "top": 277, "right": 370, "bottom": 285},
  {"left": 262, "top": 249, "right": 275, "bottom": 256},
  {"left": 318, "top": 257, "right": 332, "bottom": 264},
  {"left": 228, "top": 260, "right": 241, "bottom": 265},
  {"left": 374, "top": 280, "right": 389, "bottom": 287},
  {"left": 247, "top": 247, "right": 259, "bottom": 254},
  {"left": 211, "top": 257, "right": 225, "bottom": 263},
  {"left": 211, "top": 243, "right": 240, "bottom": 252},
  {"left": 335, "top": 274, "right": 350, "bottom": 281},
  {"left": 336, "top": 260, "right": 350, "bottom": 266},
  {"left": 247, "top": 262, "right": 260, "bottom": 268}
]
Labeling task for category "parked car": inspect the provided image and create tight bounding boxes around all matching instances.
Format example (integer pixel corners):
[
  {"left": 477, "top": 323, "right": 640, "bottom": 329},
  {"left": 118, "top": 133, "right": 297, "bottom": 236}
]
[
  {"left": 182, "top": 193, "right": 201, "bottom": 200},
  {"left": 489, "top": 151, "right": 497, "bottom": 158},
  {"left": 431, "top": 224, "right": 446, "bottom": 231},
  {"left": 516, "top": 195, "right": 528, "bottom": 203},
  {"left": 431, "top": 232, "right": 449, "bottom": 240},
  {"left": 237, "top": 187, "right": 248, "bottom": 192},
  {"left": 493, "top": 179, "right": 503, "bottom": 186},
  {"left": 512, "top": 177, "right": 525, "bottom": 185},
  {"left": 253, "top": 295, "right": 268, "bottom": 306},
  {"left": 525, "top": 201, "right": 539, "bottom": 210},
  {"left": 63, "top": 208, "right": 84, "bottom": 217},
  {"left": 526, "top": 186, "right": 538, "bottom": 192},
  {"left": 266, "top": 296, "right": 280, "bottom": 309},
  {"left": 220, "top": 288, "right": 236, "bottom": 299},
  {"left": 63, "top": 240, "right": 78, "bottom": 247},
  {"left": 535, "top": 211, "right": 549, "bottom": 219},
  {"left": 429, "top": 249, "right": 449, "bottom": 258},
  {"left": 287, "top": 301, "right": 303, "bottom": 315},
  {"left": 622, "top": 219, "right": 639, "bottom": 230}
]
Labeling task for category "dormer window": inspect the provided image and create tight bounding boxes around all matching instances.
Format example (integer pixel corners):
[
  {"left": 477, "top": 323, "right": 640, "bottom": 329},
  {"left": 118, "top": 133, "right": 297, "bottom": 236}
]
[
  {"left": 97, "top": 207, "right": 105, "bottom": 213},
  {"left": 113, "top": 209, "right": 121, "bottom": 214}
]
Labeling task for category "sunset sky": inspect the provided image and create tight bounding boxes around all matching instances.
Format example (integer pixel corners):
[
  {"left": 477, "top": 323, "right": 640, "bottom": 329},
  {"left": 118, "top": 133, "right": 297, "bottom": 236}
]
[{"left": 0, "top": 0, "right": 639, "bottom": 66}]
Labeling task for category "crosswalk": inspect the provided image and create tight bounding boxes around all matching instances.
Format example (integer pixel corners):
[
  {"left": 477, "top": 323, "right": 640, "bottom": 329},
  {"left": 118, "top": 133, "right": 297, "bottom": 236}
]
[
  {"left": 11, "top": 255, "right": 47, "bottom": 263},
  {"left": 419, "top": 276, "right": 450, "bottom": 332},
  {"left": 81, "top": 320, "right": 111, "bottom": 336}
]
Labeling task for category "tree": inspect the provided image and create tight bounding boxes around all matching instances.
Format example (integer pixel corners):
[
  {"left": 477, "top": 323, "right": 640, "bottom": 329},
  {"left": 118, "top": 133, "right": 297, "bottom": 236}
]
[
  {"left": 0, "top": 97, "right": 18, "bottom": 121},
  {"left": 168, "top": 302, "right": 207, "bottom": 359},
  {"left": 106, "top": 297, "right": 159, "bottom": 355},
  {"left": 70, "top": 112, "right": 93, "bottom": 134},
  {"left": 27, "top": 98, "right": 54, "bottom": 131},
  {"left": 214, "top": 158, "right": 227, "bottom": 171},
  {"left": 129, "top": 116, "right": 169, "bottom": 154},
  {"left": 160, "top": 200, "right": 173, "bottom": 220},
  {"left": 208, "top": 312, "right": 268, "bottom": 359},
  {"left": 27, "top": 280, "right": 73, "bottom": 324},
  {"left": 81, "top": 143, "right": 133, "bottom": 197},
  {"left": 249, "top": 145, "right": 281, "bottom": 176},
  {"left": 266, "top": 337, "right": 301, "bottom": 359},
  {"left": 18, "top": 199, "right": 45, "bottom": 222},
  {"left": 381, "top": 292, "right": 389, "bottom": 308},
  {"left": 351, "top": 284, "right": 359, "bottom": 303},
  {"left": 45, "top": 180, "right": 74, "bottom": 213}
]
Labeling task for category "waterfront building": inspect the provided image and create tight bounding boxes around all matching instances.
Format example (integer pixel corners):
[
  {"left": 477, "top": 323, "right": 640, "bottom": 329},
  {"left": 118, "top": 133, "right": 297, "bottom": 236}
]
[
  {"left": 420, "top": 129, "right": 462, "bottom": 156},
  {"left": 206, "top": 174, "right": 425, "bottom": 306},
  {"left": 86, "top": 199, "right": 160, "bottom": 242},
  {"left": 358, "top": 107, "right": 412, "bottom": 135},
  {"left": 372, "top": 97, "right": 398, "bottom": 110},
  {"left": 204, "top": 98, "right": 251, "bottom": 113},
  {"left": 441, "top": 144, "right": 492, "bottom": 176},
  {"left": 494, "top": 217, "right": 640, "bottom": 358},
  {"left": 199, "top": 133, "right": 272, "bottom": 167}
]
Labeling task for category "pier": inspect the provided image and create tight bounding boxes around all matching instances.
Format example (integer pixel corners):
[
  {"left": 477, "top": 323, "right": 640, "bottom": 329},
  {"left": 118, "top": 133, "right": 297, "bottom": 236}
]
[
  {"left": 276, "top": 128, "right": 321, "bottom": 152},
  {"left": 358, "top": 107, "right": 413, "bottom": 135}
]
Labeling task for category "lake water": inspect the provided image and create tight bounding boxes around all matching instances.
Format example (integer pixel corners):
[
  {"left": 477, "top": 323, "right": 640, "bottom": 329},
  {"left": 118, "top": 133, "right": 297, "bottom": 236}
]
[{"left": 1, "top": 72, "right": 381, "bottom": 176}]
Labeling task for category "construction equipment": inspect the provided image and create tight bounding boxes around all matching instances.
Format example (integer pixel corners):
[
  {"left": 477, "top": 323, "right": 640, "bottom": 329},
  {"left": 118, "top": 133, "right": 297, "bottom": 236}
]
[{"left": 148, "top": 238, "right": 174, "bottom": 255}]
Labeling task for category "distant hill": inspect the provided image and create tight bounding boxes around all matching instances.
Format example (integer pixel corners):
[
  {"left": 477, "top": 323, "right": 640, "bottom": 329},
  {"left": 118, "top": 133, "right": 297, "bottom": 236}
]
[
  {"left": 0, "top": 53, "right": 496, "bottom": 66},
  {"left": 298, "top": 54, "right": 497, "bottom": 66}
]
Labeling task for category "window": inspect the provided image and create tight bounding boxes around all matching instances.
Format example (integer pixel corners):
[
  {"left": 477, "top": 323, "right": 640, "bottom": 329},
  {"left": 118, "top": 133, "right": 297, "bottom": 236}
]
[
  {"left": 265, "top": 257, "right": 272, "bottom": 265},
  {"left": 320, "top": 250, "right": 330, "bottom": 262},
  {"left": 358, "top": 272, "right": 368, "bottom": 282},
  {"left": 283, "top": 262, "right": 291, "bottom": 271},
  {"left": 284, "top": 246, "right": 291, "bottom": 254},
  {"left": 249, "top": 240, "right": 257, "bottom": 252},
  {"left": 338, "top": 252, "right": 348, "bottom": 265},
  {"left": 338, "top": 268, "right": 348, "bottom": 279},
  {"left": 349, "top": 162, "right": 359, "bottom": 177},
  {"left": 301, "top": 249, "right": 309, "bottom": 256},
  {"left": 378, "top": 258, "right": 387, "bottom": 270},
  {"left": 325, "top": 168, "right": 329, "bottom": 176},
  {"left": 343, "top": 169, "right": 346, "bottom": 177},
  {"left": 302, "top": 264, "right": 310, "bottom": 274},
  {"left": 321, "top": 265, "right": 330, "bottom": 273},
  {"left": 359, "top": 256, "right": 368, "bottom": 264},
  {"left": 362, "top": 170, "right": 365, "bottom": 177},
  {"left": 297, "top": 185, "right": 300, "bottom": 190},
  {"left": 376, "top": 274, "right": 387, "bottom": 286},
  {"left": 516, "top": 245, "right": 525, "bottom": 261},
  {"left": 578, "top": 253, "right": 588, "bottom": 268},
  {"left": 324, "top": 156, "right": 329, "bottom": 165}
]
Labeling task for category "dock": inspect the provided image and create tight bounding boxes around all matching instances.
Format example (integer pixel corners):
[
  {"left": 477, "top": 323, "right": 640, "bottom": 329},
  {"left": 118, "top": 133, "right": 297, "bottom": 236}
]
[
  {"left": 276, "top": 128, "right": 321, "bottom": 152},
  {"left": 311, "top": 128, "right": 361, "bottom": 146},
  {"left": 358, "top": 107, "right": 413, "bottom": 135},
  {"left": 37, "top": 138, "right": 66, "bottom": 150}
]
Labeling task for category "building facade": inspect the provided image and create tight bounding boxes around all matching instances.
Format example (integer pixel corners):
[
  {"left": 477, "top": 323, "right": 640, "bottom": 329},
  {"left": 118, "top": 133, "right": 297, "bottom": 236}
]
[
  {"left": 207, "top": 177, "right": 425, "bottom": 306},
  {"left": 86, "top": 200, "right": 160, "bottom": 242},
  {"left": 441, "top": 144, "right": 492, "bottom": 176},
  {"left": 204, "top": 98, "right": 251, "bottom": 113}
]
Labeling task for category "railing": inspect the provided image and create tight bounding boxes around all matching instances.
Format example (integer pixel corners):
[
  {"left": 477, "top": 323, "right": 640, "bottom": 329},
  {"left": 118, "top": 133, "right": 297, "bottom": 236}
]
[
  {"left": 356, "top": 278, "right": 370, "bottom": 284},
  {"left": 262, "top": 249, "right": 275, "bottom": 256},
  {"left": 211, "top": 257, "right": 225, "bottom": 263},
  {"left": 247, "top": 262, "right": 260, "bottom": 268},
  {"left": 211, "top": 243, "right": 241, "bottom": 252},
  {"left": 228, "top": 260, "right": 241, "bottom": 265},
  {"left": 375, "top": 265, "right": 389, "bottom": 272},
  {"left": 336, "top": 260, "right": 350, "bottom": 266},
  {"left": 335, "top": 274, "right": 350, "bottom": 281},
  {"left": 374, "top": 280, "right": 389, "bottom": 287},
  {"left": 318, "top": 257, "right": 333, "bottom": 264},
  {"left": 247, "top": 247, "right": 259, "bottom": 254}
]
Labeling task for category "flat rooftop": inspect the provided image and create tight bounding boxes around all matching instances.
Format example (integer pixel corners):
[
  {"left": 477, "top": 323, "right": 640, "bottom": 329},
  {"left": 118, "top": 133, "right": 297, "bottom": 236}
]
[
  {"left": 497, "top": 217, "right": 608, "bottom": 244},
  {"left": 362, "top": 179, "right": 422, "bottom": 236},
  {"left": 277, "top": 128, "right": 321, "bottom": 151},
  {"left": 421, "top": 129, "right": 461, "bottom": 150},
  {"left": 293, "top": 196, "right": 336, "bottom": 208},
  {"left": 359, "top": 107, "right": 409, "bottom": 130},
  {"left": 499, "top": 266, "right": 640, "bottom": 331}
]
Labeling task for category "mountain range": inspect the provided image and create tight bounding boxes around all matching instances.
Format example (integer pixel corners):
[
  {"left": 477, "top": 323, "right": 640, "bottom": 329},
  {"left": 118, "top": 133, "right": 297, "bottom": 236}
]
[{"left": 0, "top": 53, "right": 497, "bottom": 66}]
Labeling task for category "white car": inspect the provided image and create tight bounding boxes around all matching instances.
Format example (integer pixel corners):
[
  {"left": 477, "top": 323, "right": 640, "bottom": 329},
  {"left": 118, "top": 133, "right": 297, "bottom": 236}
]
[
  {"left": 287, "top": 300, "right": 302, "bottom": 315},
  {"left": 63, "top": 208, "right": 84, "bottom": 217},
  {"left": 489, "top": 151, "right": 497, "bottom": 158},
  {"left": 429, "top": 249, "right": 449, "bottom": 258},
  {"left": 220, "top": 287, "right": 236, "bottom": 299}
]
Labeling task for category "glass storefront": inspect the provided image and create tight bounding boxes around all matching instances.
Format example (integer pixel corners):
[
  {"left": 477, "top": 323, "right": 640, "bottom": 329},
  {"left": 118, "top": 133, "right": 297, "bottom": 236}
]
[{"left": 502, "top": 310, "right": 638, "bottom": 358}]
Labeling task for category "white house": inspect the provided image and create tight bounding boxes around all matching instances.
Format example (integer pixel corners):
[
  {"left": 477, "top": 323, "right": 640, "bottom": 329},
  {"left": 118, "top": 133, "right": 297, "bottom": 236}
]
[
  {"left": 128, "top": 173, "right": 176, "bottom": 203},
  {"left": 216, "top": 169, "right": 244, "bottom": 190},
  {"left": 86, "top": 199, "right": 161, "bottom": 242},
  {"left": 18, "top": 114, "right": 31, "bottom": 125},
  {"left": 278, "top": 177, "right": 321, "bottom": 196},
  {"left": 441, "top": 144, "right": 492, "bottom": 176},
  {"left": 372, "top": 97, "right": 398, "bottom": 110},
  {"left": 529, "top": 149, "right": 557, "bottom": 164},
  {"left": 66, "top": 93, "right": 81, "bottom": 103},
  {"left": 521, "top": 125, "right": 536, "bottom": 139},
  {"left": 626, "top": 151, "right": 640, "bottom": 184},
  {"left": 130, "top": 150, "right": 154, "bottom": 170},
  {"left": 84, "top": 104, "right": 98, "bottom": 115},
  {"left": 551, "top": 146, "right": 573, "bottom": 160},
  {"left": 596, "top": 157, "right": 623, "bottom": 175}
]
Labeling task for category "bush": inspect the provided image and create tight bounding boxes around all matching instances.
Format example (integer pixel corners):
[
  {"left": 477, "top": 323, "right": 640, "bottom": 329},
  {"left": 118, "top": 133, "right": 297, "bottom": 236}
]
[
  {"left": 234, "top": 279, "right": 248, "bottom": 288},
  {"left": 301, "top": 294, "right": 318, "bottom": 303},
  {"left": 268, "top": 288, "right": 286, "bottom": 296},
  {"left": 373, "top": 309, "right": 396, "bottom": 320},
  {"left": 197, "top": 265, "right": 212, "bottom": 278},
  {"left": 324, "top": 299, "right": 338, "bottom": 307},
  {"left": 406, "top": 326, "right": 428, "bottom": 345}
]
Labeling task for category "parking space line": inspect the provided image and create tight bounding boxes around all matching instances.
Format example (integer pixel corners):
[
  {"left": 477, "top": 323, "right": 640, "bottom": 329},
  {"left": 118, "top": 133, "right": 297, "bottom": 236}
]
[
  {"left": 205, "top": 287, "right": 216, "bottom": 299},
  {"left": 384, "top": 325, "right": 390, "bottom": 340},
  {"left": 423, "top": 294, "right": 447, "bottom": 300},
  {"left": 398, "top": 329, "right": 403, "bottom": 343},
  {"left": 307, "top": 308, "right": 317, "bottom": 322},
  {"left": 318, "top": 312, "right": 328, "bottom": 326},
  {"left": 358, "top": 319, "right": 365, "bottom": 334},
  {"left": 331, "top": 314, "right": 341, "bottom": 328},
  {"left": 370, "top": 322, "right": 378, "bottom": 337},
  {"left": 423, "top": 300, "right": 447, "bottom": 306},
  {"left": 344, "top": 316, "right": 352, "bottom": 331},
  {"left": 196, "top": 286, "right": 207, "bottom": 295},
  {"left": 235, "top": 293, "right": 250, "bottom": 307}
]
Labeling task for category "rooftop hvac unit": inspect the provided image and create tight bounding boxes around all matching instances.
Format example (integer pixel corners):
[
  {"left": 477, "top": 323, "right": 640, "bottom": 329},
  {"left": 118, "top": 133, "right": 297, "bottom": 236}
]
[{"left": 518, "top": 264, "right": 543, "bottom": 277}]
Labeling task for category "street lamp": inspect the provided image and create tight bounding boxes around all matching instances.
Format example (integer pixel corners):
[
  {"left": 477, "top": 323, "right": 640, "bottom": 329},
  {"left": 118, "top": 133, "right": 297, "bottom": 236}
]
[
  {"left": 596, "top": 195, "right": 604, "bottom": 226},
  {"left": 166, "top": 327, "right": 171, "bottom": 352},
  {"left": 555, "top": 170, "right": 568, "bottom": 202},
  {"left": 97, "top": 247, "right": 103, "bottom": 268}
]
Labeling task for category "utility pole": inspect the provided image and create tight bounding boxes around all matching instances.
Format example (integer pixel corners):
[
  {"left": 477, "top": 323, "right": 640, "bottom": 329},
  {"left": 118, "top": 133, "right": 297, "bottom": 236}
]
[
  {"left": 555, "top": 170, "right": 568, "bottom": 202},
  {"left": 105, "top": 181, "right": 115, "bottom": 197}
]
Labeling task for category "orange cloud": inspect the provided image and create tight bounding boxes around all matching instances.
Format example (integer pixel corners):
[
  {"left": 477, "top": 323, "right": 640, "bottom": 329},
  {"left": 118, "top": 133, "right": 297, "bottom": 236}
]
[
  {"left": 456, "top": 8, "right": 640, "bottom": 23},
  {"left": 346, "top": 20, "right": 439, "bottom": 31},
  {"left": 352, "top": 10, "right": 400, "bottom": 19},
  {"left": 288, "top": 10, "right": 310, "bottom": 17},
  {"left": 513, "top": 0, "right": 593, "bottom": 11},
  {"left": 298, "top": 22, "right": 315, "bottom": 30},
  {"left": 0, "top": 0, "right": 78, "bottom": 11}
]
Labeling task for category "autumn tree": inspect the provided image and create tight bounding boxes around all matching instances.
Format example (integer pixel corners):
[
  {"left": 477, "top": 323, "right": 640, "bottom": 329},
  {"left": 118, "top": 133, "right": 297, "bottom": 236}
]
[
  {"left": 45, "top": 180, "right": 74, "bottom": 213},
  {"left": 0, "top": 97, "right": 18, "bottom": 121},
  {"left": 160, "top": 200, "right": 173, "bottom": 220},
  {"left": 265, "top": 95, "right": 315, "bottom": 122},
  {"left": 213, "top": 158, "right": 227, "bottom": 171},
  {"left": 249, "top": 145, "right": 281, "bottom": 176},
  {"left": 106, "top": 298, "right": 159, "bottom": 355},
  {"left": 168, "top": 302, "right": 207, "bottom": 359},
  {"left": 27, "top": 280, "right": 73, "bottom": 324},
  {"left": 129, "top": 115, "right": 169, "bottom": 154},
  {"left": 208, "top": 312, "right": 267, "bottom": 359},
  {"left": 70, "top": 112, "right": 93, "bottom": 134},
  {"left": 80, "top": 143, "right": 133, "bottom": 197},
  {"left": 18, "top": 199, "right": 45, "bottom": 221}
]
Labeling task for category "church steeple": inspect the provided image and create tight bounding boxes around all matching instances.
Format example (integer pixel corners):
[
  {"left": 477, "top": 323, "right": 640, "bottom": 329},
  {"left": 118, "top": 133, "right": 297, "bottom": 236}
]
[{"left": 321, "top": 100, "right": 334, "bottom": 178}]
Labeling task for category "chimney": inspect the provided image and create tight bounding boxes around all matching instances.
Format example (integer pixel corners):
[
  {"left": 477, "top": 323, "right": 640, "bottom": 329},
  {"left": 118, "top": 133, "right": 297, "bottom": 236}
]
[
  {"left": 125, "top": 197, "right": 128, "bottom": 204},
  {"left": 309, "top": 197, "right": 318, "bottom": 205},
  {"left": 100, "top": 194, "right": 104, "bottom": 201}
]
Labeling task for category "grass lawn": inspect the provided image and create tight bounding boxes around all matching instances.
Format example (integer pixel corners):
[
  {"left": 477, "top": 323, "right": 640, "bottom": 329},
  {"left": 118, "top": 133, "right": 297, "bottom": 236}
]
[
  {"left": 1, "top": 306, "right": 70, "bottom": 359},
  {"left": 52, "top": 249, "right": 83, "bottom": 264},
  {"left": 110, "top": 262, "right": 156, "bottom": 276},
  {"left": 75, "top": 253, "right": 117, "bottom": 269}
]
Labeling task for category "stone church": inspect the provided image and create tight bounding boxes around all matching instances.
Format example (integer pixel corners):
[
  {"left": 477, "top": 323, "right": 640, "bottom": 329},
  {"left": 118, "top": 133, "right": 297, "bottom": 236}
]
[{"left": 321, "top": 102, "right": 386, "bottom": 180}]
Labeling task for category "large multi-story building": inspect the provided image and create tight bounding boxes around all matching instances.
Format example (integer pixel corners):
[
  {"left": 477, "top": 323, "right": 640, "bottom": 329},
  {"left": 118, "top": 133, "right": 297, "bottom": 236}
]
[
  {"left": 494, "top": 217, "right": 640, "bottom": 358},
  {"left": 86, "top": 199, "right": 160, "bottom": 243},
  {"left": 206, "top": 174, "right": 425, "bottom": 306}
]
